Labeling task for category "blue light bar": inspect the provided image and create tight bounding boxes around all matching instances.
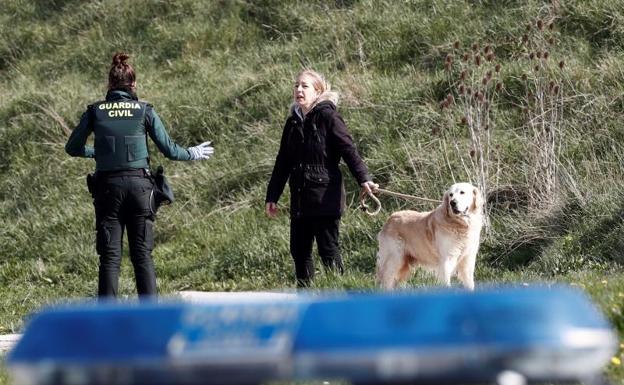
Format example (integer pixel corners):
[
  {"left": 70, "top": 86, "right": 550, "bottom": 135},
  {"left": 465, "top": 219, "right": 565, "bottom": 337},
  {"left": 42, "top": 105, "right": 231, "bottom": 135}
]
[{"left": 7, "top": 285, "right": 616, "bottom": 385}]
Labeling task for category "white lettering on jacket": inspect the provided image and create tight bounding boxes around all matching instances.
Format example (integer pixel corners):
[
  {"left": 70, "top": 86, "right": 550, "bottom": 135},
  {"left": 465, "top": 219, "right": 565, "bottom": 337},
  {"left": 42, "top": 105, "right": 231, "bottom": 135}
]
[
  {"left": 98, "top": 102, "right": 141, "bottom": 110},
  {"left": 99, "top": 102, "right": 140, "bottom": 118},
  {"left": 108, "top": 110, "right": 134, "bottom": 117}
]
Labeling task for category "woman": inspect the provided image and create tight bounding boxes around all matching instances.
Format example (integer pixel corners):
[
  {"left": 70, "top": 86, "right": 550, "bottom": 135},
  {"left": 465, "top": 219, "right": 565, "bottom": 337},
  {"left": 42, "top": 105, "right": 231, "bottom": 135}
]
[
  {"left": 65, "top": 52, "right": 213, "bottom": 298},
  {"left": 265, "top": 69, "right": 377, "bottom": 287}
]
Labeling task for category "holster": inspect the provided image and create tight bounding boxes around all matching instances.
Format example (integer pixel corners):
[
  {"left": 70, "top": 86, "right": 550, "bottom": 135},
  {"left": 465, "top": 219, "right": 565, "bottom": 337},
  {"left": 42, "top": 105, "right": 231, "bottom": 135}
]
[{"left": 149, "top": 165, "right": 174, "bottom": 215}]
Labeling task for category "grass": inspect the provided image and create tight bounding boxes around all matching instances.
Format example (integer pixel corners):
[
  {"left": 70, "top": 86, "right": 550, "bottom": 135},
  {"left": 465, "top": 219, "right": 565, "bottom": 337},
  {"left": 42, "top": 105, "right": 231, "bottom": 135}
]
[{"left": 1, "top": 0, "right": 624, "bottom": 383}]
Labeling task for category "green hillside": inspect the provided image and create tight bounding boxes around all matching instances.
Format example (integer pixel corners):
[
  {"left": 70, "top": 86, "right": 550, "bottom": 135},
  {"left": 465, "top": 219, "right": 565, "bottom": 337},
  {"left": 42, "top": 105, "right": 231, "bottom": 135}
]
[{"left": 1, "top": 0, "right": 623, "bottom": 383}]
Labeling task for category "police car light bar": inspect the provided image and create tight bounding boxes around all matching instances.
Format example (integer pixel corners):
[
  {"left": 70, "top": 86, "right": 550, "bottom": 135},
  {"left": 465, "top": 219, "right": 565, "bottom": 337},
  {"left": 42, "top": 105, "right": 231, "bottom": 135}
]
[{"left": 7, "top": 285, "right": 617, "bottom": 385}]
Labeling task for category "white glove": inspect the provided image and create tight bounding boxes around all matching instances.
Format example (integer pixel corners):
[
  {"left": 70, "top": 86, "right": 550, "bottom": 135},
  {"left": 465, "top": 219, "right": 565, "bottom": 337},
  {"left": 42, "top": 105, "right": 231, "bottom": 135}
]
[{"left": 188, "top": 141, "right": 214, "bottom": 160}]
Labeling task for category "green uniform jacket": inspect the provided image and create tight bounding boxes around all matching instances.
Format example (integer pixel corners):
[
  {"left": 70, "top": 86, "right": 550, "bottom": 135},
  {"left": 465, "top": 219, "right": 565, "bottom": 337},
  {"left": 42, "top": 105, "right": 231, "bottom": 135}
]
[{"left": 65, "top": 90, "right": 192, "bottom": 169}]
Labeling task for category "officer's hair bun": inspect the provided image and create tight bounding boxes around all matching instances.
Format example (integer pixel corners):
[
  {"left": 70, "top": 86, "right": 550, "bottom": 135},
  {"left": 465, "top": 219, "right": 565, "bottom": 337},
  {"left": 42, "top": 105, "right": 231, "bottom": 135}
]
[
  {"left": 108, "top": 52, "right": 136, "bottom": 91},
  {"left": 112, "top": 52, "right": 130, "bottom": 67}
]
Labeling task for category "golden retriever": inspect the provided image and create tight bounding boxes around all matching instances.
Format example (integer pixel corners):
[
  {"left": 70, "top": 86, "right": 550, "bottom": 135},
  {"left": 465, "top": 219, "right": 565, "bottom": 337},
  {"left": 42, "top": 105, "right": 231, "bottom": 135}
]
[{"left": 375, "top": 183, "right": 484, "bottom": 290}]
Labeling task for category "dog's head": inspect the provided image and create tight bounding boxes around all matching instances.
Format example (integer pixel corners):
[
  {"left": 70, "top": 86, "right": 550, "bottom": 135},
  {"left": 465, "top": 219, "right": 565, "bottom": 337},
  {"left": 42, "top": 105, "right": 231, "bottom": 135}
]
[{"left": 444, "top": 182, "right": 483, "bottom": 217}]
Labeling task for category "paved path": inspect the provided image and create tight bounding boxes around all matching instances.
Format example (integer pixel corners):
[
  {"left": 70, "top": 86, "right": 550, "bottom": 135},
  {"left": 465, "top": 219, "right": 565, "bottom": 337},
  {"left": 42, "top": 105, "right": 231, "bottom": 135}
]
[
  {"left": 0, "top": 334, "right": 21, "bottom": 353},
  {"left": 177, "top": 290, "right": 298, "bottom": 303}
]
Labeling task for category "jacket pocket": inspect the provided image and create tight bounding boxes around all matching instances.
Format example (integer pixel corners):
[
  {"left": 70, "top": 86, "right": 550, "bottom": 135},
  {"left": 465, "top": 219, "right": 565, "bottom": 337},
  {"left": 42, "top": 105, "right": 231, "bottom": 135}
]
[
  {"left": 95, "top": 136, "right": 115, "bottom": 155},
  {"left": 301, "top": 167, "right": 335, "bottom": 212},
  {"left": 125, "top": 135, "right": 148, "bottom": 162}
]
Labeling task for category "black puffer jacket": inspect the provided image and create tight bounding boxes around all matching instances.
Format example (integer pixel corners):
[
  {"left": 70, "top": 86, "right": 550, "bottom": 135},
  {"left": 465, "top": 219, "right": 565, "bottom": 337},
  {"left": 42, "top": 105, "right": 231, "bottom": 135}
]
[{"left": 266, "top": 95, "right": 372, "bottom": 218}]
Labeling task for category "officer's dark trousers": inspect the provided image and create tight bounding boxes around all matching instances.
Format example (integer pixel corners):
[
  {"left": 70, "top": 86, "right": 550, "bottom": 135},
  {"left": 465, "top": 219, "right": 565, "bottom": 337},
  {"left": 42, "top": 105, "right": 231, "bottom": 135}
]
[
  {"left": 290, "top": 216, "right": 343, "bottom": 288},
  {"left": 94, "top": 172, "right": 156, "bottom": 298}
]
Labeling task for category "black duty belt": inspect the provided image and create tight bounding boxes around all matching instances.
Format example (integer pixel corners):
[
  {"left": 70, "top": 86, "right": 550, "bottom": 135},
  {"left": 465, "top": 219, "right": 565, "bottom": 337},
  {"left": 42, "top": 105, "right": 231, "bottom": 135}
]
[{"left": 95, "top": 169, "right": 149, "bottom": 178}]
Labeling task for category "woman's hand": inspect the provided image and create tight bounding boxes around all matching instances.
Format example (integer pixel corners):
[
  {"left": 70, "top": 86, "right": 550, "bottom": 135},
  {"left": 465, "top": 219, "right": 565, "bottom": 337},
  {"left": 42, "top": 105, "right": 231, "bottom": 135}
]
[
  {"left": 265, "top": 202, "right": 278, "bottom": 218},
  {"left": 360, "top": 181, "right": 379, "bottom": 197}
]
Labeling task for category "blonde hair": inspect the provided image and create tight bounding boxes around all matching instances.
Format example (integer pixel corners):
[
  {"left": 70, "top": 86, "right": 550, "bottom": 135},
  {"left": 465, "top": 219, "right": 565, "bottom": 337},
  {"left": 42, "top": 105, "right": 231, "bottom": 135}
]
[{"left": 296, "top": 69, "right": 330, "bottom": 94}]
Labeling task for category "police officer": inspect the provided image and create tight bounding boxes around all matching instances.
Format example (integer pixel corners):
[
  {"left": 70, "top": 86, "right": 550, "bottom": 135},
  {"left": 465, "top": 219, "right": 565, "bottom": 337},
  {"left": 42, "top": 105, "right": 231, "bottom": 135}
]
[{"left": 65, "top": 52, "right": 213, "bottom": 298}]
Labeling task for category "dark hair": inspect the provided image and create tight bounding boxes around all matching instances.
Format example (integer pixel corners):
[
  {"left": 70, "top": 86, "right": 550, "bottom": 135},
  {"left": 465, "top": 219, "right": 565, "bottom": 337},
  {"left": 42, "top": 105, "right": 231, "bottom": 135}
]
[{"left": 108, "top": 52, "right": 136, "bottom": 91}]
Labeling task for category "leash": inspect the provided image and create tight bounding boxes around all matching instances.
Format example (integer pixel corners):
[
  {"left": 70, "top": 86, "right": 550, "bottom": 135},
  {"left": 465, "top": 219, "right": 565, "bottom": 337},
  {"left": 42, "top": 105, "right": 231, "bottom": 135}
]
[{"left": 360, "top": 188, "right": 441, "bottom": 216}]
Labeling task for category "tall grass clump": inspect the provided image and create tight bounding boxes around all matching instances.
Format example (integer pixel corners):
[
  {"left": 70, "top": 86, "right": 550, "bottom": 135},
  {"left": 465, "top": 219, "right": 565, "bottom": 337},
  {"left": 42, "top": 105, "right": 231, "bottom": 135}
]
[
  {"left": 518, "top": 16, "right": 567, "bottom": 210},
  {"left": 439, "top": 39, "right": 505, "bottom": 232}
]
